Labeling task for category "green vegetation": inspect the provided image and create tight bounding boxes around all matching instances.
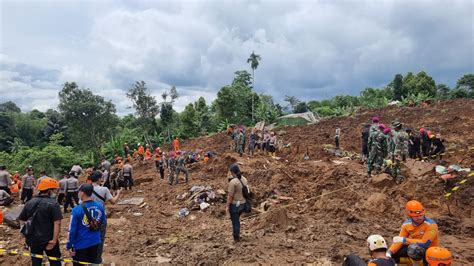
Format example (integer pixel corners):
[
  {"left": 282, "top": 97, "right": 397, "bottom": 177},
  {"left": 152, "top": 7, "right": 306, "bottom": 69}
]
[{"left": 0, "top": 60, "right": 472, "bottom": 175}]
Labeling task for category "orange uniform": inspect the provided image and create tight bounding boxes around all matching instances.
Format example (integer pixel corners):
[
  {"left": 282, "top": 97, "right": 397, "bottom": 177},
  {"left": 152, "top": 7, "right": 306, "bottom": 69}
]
[
  {"left": 389, "top": 217, "right": 439, "bottom": 254},
  {"left": 204, "top": 156, "right": 209, "bottom": 163},
  {"left": 145, "top": 149, "right": 152, "bottom": 160},
  {"left": 172, "top": 139, "right": 180, "bottom": 152},
  {"left": 138, "top": 145, "right": 145, "bottom": 155}
]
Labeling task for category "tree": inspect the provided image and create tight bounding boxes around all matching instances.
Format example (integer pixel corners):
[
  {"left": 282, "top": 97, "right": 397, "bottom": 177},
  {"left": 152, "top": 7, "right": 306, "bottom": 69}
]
[
  {"left": 127, "top": 81, "right": 160, "bottom": 137},
  {"left": 58, "top": 82, "right": 119, "bottom": 153},
  {"left": 403, "top": 71, "right": 436, "bottom": 97},
  {"left": 456, "top": 74, "right": 474, "bottom": 97},
  {"left": 214, "top": 71, "right": 255, "bottom": 125},
  {"left": 247, "top": 51, "right": 262, "bottom": 123},
  {"left": 0, "top": 101, "right": 21, "bottom": 113},
  {"left": 449, "top": 87, "right": 469, "bottom": 99},
  {"left": 160, "top": 86, "right": 179, "bottom": 141},
  {"left": 0, "top": 112, "right": 15, "bottom": 151},
  {"left": 392, "top": 74, "right": 404, "bottom": 100},
  {"left": 284, "top": 95, "right": 301, "bottom": 112},
  {"left": 294, "top": 102, "right": 309, "bottom": 113},
  {"left": 180, "top": 103, "right": 199, "bottom": 138},
  {"left": 436, "top": 84, "right": 451, "bottom": 99},
  {"left": 44, "top": 110, "right": 68, "bottom": 142}
]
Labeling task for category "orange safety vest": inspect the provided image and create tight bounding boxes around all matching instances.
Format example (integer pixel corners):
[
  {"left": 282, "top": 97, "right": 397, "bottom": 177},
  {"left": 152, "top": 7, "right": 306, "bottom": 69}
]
[{"left": 138, "top": 146, "right": 145, "bottom": 155}]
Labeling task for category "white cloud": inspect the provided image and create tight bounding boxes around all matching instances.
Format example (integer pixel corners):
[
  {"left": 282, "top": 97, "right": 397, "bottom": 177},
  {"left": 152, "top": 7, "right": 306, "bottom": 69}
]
[{"left": 1, "top": 0, "right": 472, "bottom": 114}]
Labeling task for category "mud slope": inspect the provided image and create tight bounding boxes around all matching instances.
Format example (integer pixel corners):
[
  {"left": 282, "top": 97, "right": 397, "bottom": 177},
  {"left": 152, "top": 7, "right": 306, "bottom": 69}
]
[{"left": 1, "top": 99, "right": 473, "bottom": 265}]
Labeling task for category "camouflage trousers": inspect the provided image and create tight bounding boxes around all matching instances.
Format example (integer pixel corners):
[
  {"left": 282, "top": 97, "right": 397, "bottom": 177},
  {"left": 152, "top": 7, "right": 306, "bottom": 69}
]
[
  {"left": 236, "top": 144, "right": 244, "bottom": 156},
  {"left": 368, "top": 150, "right": 384, "bottom": 173}
]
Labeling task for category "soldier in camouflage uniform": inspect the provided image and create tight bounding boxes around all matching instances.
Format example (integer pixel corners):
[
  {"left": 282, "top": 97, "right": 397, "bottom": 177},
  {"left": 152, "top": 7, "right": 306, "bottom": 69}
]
[
  {"left": 390, "top": 121, "right": 409, "bottom": 181},
  {"left": 236, "top": 129, "right": 245, "bottom": 157},
  {"left": 168, "top": 153, "right": 177, "bottom": 185},
  {"left": 368, "top": 116, "right": 381, "bottom": 138},
  {"left": 175, "top": 153, "right": 189, "bottom": 184},
  {"left": 367, "top": 124, "right": 388, "bottom": 177}
]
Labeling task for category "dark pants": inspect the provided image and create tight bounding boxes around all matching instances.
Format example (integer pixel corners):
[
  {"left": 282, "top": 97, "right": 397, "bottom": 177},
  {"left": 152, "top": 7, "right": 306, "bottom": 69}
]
[
  {"left": 0, "top": 186, "right": 11, "bottom": 194},
  {"left": 30, "top": 242, "right": 61, "bottom": 266},
  {"left": 57, "top": 193, "right": 65, "bottom": 205},
  {"left": 409, "top": 146, "right": 422, "bottom": 160},
  {"left": 64, "top": 191, "right": 79, "bottom": 212},
  {"left": 176, "top": 167, "right": 188, "bottom": 183},
  {"left": 229, "top": 203, "right": 244, "bottom": 239},
  {"left": 0, "top": 197, "right": 13, "bottom": 206},
  {"left": 96, "top": 222, "right": 107, "bottom": 263},
  {"left": 335, "top": 136, "right": 340, "bottom": 149},
  {"left": 432, "top": 146, "right": 445, "bottom": 159},
  {"left": 392, "top": 245, "right": 426, "bottom": 264},
  {"left": 249, "top": 142, "right": 255, "bottom": 155},
  {"left": 156, "top": 161, "right": 165, "bottom": 179},
  {"left": 73, "top": 244, "right": 99, "bottom": 266},
  {"left": 422, "top": 144, "right": 431, "bottom": 159},
  {"left": 21, "top": 188, "right": 33, "bottom": 203},
  {"left": 123, "top": 175, "right": 133, "bottom": 190},
  {"left": 342, "top": 254, "right": 366, "bottom": 266}
]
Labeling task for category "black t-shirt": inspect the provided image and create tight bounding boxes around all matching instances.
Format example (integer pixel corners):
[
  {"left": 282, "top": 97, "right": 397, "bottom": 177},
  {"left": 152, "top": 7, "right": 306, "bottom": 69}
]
[{"left": 19, "top": 195, "right": 63, "bottom": 245}]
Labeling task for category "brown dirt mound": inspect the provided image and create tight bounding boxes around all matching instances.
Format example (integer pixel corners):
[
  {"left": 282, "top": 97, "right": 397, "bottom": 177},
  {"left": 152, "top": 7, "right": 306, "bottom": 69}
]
[{"left": 1, "top": 99, "right": 473, "bottom": 265}]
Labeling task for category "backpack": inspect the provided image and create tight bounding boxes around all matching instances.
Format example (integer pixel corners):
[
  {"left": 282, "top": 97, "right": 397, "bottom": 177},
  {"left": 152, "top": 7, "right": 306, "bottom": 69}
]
[
  {"left": 81, "top": 203, "right": 101, "bottom": 231},
  {"left": 236, "top": 178, "right": 252, "bottom": 213},
  {"left": 20, "top": 199, "right": 42, "bottom": 239}
]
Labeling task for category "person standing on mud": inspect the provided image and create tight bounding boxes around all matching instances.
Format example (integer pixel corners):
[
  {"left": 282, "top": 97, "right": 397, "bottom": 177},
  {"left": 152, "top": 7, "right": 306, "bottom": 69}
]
[
  {"left": 155, "top": 150, "right": 166, "bottom": 179},
  {"left": 390, "top": 121, "right": 409, "bottom": 181},
  {"left": 122, "top": 159, "right": 133, "bottom": 190},
  {"left": 367, "top": 124, "right": 387, "bottom": 177},
  {"left": 21, "top": 167, "right": 36, "bottom": 203},
  {"left": 175, "top": 152, "right": 189, "bottom": 184},
  {"left": 248, "top": 128, "right": 256, "bottom": 156},
  {"left": 335, "top": 126, "right": 341, "bottom": 149},
  {"left": 406, "top": 129, "right": 421, "bottom": 160},
  {"left": 268, "top": 132, "right": 277, "bottom": 157},
  {"left": 236, "top": 129, "right": 245, "bottom": 157},
  {"left": 168, "top": 152, "right": 177, "bottom": 185},
  {"left": 123, "top": 143, "right": 130, "bottom": 158},
  {"left": 64, "top": 172, "right": 80, "bottom": 213},
  {"left": 431, "top": 133, "right": 445, "bottom": 161},
  {"left": 419, "top": 128, "right": 431, "bottom": 161},
  {"left": 361, "top": 124, "right": 371, "bottom": 162},
  {"left": 226, "top": 163, "right": 250, "bottom": 242}
]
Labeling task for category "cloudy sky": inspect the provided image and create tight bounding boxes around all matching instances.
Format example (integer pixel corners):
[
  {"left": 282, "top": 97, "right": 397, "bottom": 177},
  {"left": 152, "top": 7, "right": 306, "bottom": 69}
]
[{"left": 1, "top": 0, "right": 472, "bottom": 115}]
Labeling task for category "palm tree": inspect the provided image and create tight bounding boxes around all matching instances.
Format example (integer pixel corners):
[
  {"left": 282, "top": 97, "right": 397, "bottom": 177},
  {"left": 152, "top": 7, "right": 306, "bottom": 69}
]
[{"left": 247, "top": 51, "right": 261, "bottom": 122}]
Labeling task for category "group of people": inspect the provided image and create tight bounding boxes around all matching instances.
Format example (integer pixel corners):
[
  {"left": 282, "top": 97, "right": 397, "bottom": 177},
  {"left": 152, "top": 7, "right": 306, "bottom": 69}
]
[
  {"left": 344, "top": 200, "right": 453, "bottom": 266},
  {"left": 12, "top": 166, "right": 121, "bottom": 266},
  {"left": 229, "top": 126, "right": 278, "bottom": 157},
  {"left": 361, "top": 117, "right": 446, "bottom": 181}
]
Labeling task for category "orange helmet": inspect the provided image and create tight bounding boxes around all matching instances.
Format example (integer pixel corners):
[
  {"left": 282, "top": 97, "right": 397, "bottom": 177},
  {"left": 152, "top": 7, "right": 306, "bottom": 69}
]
[
  {"left": 37, "top": 177, "right": 59, "bottom": 191},
  {"left": 426, "top": 247, "right": 453, "bottom": 265},
  {"left": 406, "top": 200, "right": 425, "bottom": 217}
]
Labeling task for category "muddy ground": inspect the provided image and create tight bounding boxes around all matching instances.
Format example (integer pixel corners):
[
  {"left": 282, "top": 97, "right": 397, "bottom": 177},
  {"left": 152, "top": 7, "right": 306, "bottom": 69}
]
[{"left": 1, "top": 99, "right": 473, "bottom": 265}]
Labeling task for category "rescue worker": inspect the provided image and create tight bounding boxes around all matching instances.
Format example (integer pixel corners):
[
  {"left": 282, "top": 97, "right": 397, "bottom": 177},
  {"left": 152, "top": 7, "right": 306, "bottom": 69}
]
[
  {"left": 367, "top": 124, "right": 387, "bottom": 177},
  {"left": 361, "top": 124, "right": 371, "bottom": 162},
  {"left": 155, "top": 150, "right": 165, "bottom": 179},
  {"left": 168, "top": 152, "right": 177, "bottom": 185},
  {"left": 19, "top": 178, "right": 62, "bottom": 266},
  {"left": 431, "top": 134, "right": 445, "bottom": 161},
  {"left": 175, "top": 152, "right": 189, "bottom": 184},
  {"left": 0, "top": 189, "right": 13, "bottom": 206},
  {"left": 0, "top": 165, "right": 12, "bottom": 194},
  {"left": 122, "top": 160, "right": 133, "bottom": 190},
  {"left": 12, "top": 171, "right": 21, "bottom": 189},
  {"left": 262, "top": 131, "right": 270, "bottom": 153},
  {"left": 144, "top": 148, "right": 152, "bottom": 161},
  {"left": 236, "top": 129, "right": 245, "bottom": 157},
  {"left": 172, "top": 137, "right": 180, "bottom": 152},
  {"left": 388, "top": 200, "right": 439, "bottom": 265},
  {"left": 369, "top": 117, "right": 381, "bottom": 137},
  {"left": 64, "top": 172, "right": 80, "bottom": 213},
  {"left": 391, "top": 121, "right": 409, "bottom": 181},
  {"left": 123, "top": 143, "right": 130, "bottom": 157},
  {"left": 269, "top": 132, "right": 278, "bottom": 157},
  {"left": 57, "top": 173, "right": 68, "bottom": 205},
  {"left": 21, "top": 167, "right": 36, "bottom": 203},
  {"left": 426, "top": 247, "right": 453, "bottom": 266},
  {"left": 420, "top": 128, "right": 431, "bottom": 161},
  {"left": 249, "top": 128, "right": 256, "bottom": 156},
  {"left": 335, "top": 126, "right": 341, "bottom": 149},
  {"left": 343, "top": 235, "right": 396, "bottom": 266},
  {"left": 407, "top": 129, "right": 422, "bottom": 160},
  {"left": 137, "top": 143, "right": 145, "bottom": 162},
  {"left": 70, "top": 163, "right": 83, "bottom": 177}
]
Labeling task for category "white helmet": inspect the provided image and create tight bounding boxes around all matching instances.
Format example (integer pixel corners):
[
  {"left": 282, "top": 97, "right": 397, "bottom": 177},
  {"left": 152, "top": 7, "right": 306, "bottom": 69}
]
[{"left": 367, "top": 235, "right": 388, "bottom": 251}]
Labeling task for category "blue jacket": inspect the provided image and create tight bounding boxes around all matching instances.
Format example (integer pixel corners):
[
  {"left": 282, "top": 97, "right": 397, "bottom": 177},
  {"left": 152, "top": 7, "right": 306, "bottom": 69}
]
[{"left": 67, "top": 200, "right": 106, "bottom": 250}]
